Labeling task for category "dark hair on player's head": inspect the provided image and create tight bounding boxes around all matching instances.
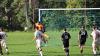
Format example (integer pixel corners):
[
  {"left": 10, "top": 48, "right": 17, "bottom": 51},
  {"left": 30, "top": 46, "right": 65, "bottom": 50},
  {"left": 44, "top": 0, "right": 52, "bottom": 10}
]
[
  {"left": 0, "top": 27, "right": 3, "bottom": 31},
  {"left": 38, "top": 21, "right": 41, "bottom": 24},
  {"left": 64, "top": 28, "right": 67, "bottom": 31},
  {"left": 81, "top": 26, "right": 85, "bottom": 29},
  {"left": 93, "top": 25, "right": 97, "bottom": 29}
]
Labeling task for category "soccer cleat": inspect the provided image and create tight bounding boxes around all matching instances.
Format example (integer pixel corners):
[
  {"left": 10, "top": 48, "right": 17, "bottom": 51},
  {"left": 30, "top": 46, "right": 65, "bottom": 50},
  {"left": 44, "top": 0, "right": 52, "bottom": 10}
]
[
  {"left": 66, "top": 53, "right": 69, "bottom": 56},
  {"left": 0, "top": 54, "right": 3, "bottom": 56},
  {"left": 5, "top": 50, "right": 9, "bottom": 55},
  {"left": 6, "top": 51, "right": 9, "bottom": 55},
  {"left": 66, "top": 52, "right": 69, "bottom": 56},
  {"left": 80, "top": 50, "right": 83, "bottom": 54},
  {"left": 0, "top": 51, "right": 3, "bottom": 56},
  {"left": 93, "top": 54, "right": 97, "bottom": 56}
]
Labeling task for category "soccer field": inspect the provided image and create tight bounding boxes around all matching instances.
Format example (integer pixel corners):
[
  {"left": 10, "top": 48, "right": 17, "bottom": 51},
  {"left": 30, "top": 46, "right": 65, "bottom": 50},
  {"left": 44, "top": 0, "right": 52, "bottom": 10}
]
[{"left": 5, "top": 30, "right": 93, "bottom": 56}]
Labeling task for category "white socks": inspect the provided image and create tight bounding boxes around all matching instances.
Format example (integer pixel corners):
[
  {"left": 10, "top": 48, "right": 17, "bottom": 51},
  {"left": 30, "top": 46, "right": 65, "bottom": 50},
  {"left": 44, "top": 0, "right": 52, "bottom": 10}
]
[
  {"left": 38, "top": 48, "right": 43, "bottom": 56},
  {"left": 39, "top": 51, "right": 43, "bottom": 56},
  {"left": 6, "top": 48, "right": 8, "bottom": 53},
  {"left": 93, "top": 49, "right": 96, "bottom": 55}
]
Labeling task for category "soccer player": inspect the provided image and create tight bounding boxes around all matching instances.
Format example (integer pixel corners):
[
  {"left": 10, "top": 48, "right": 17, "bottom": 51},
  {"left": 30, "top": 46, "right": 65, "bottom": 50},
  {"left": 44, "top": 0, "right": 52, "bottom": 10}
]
[
  {"left": 0, "top": 27, "right": 9, "bottom": 55},
  {"left": 35, "top": 22, "right": 47, "bottom": 44},
  {"left": 33, "top": 27, "right": 48, "bottom": 56},
  {"left": 78, "top": 26, "right": 88, "bottom": 54},
  {"left": 91, "top": 26, "right": 100, "bottom": 56},
  {"left": 61, "top": 28, "right": 71, "bottom": 56}
]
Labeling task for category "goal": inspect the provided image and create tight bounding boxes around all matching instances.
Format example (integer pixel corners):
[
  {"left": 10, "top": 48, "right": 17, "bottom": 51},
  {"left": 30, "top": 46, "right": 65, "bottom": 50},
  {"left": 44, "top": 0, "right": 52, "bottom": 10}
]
[{"left": 38, "top": 8, "right": 100, "bottom": 29}]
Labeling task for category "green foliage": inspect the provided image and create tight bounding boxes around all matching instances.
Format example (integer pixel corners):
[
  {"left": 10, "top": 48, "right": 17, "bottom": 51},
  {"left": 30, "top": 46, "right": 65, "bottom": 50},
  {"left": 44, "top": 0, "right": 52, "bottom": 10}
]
[
  {"left": 42, "top": 11, "right": 70, "bottom": 30},
  {"left": 39, "top": 0, "right": 67, "bottom": 8},
  {"left": 0, "top": 0, "right": 33, "bottom": 30},
  {"left": 0, "top": 18, "right": 7, "bottom": 28},
  {"left": 66, "top": 0, "right": 84, "bottom": 8},
  {"left": 0, "top": 0, "right": 100, "bottom": 31}
]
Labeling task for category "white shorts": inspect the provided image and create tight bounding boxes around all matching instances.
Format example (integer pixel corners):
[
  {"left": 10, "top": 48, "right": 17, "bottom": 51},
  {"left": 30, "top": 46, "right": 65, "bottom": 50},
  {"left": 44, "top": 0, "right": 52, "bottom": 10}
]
[
  {"left": 92, "top": 40, "right": 100, "bottom": 47},
  {"left": 1, "top": 39, "right": 6, "bottom": 47},
  {"left": 36, "top": 39, "right": 42, "bottom": 48}
]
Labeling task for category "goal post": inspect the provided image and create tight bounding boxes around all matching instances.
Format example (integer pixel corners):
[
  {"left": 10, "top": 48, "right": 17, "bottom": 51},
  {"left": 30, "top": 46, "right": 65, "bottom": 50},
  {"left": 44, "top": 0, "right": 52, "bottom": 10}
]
[
  {"left": 38, "top": 8, "right": 100, "bottom": 22},
  {"left": 38, "top": 8, "right": 100, "bottom": 29}
]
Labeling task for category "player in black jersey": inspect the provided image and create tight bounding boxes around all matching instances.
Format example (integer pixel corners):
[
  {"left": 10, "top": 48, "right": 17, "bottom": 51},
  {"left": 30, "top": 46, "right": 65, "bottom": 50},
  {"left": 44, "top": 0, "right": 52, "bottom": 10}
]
[
  {"left": 78, "top": 26, "right": 88, "bottom": 54},
  {"left": 61, "top": 28, "right": 71, "bottom": 56}
]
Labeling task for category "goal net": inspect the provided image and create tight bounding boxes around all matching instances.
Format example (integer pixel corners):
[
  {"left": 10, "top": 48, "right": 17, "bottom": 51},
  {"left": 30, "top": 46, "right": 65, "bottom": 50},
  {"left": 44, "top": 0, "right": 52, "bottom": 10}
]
[{"left": 38, "top": 8, "right": 100, "bottom": 30}]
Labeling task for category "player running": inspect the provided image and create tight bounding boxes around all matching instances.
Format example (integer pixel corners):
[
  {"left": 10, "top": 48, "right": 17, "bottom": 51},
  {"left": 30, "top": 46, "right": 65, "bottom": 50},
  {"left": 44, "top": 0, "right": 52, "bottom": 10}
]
[
  {"left": 61, "top": 28, "right": 71, "bottom": 56},
  {"left": 35, "top": 22, "right": 47, "bottom": 44},
  {"left": 91, "top": 26, "right": 100, "bottom": 56},
  {"left": 33, "top": 27, "right": 48, "bottom": 56},
  {"left": 78, "top": 26, "right": 88, "bottom": 54},
  {"left": 0, "top": 27, "right": 9, "bottom": 55}
]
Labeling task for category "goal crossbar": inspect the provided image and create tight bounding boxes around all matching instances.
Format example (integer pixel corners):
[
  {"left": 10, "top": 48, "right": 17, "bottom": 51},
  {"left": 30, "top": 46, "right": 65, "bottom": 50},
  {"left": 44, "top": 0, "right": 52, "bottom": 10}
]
[{"left": 38, "top": 8, "right": 100, "bottom": 22}]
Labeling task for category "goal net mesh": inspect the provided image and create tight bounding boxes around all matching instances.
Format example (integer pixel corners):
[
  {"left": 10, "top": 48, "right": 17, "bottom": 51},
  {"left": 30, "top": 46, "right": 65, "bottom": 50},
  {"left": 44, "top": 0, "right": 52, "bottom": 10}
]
[{"left": 39, "top": 8, "right": 100, "bottom": 30}]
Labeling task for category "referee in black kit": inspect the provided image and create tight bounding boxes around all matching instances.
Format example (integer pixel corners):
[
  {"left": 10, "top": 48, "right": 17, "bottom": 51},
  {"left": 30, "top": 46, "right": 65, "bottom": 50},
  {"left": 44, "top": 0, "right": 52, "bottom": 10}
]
[{"left": 61, "top": 28, "right": 71, "bottom": 56}]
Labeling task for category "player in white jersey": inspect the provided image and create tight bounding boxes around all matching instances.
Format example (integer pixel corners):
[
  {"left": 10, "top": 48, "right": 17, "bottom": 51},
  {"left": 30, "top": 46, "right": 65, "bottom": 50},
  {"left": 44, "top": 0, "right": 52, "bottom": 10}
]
[
  {"left": 0, "top": 27, "right": 9, "bottom": 55},
  {"left": 34, "top": 27, "right": 48, "bottom": 56},
  {"left": 91, "top": 26, "right": 100, "bottom": 56}
]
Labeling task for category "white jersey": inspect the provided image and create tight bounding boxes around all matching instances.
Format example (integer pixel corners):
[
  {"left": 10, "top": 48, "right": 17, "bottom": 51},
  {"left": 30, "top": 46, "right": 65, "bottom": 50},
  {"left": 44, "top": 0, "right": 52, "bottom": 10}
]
[
  {"left": 0, "top": 32, "right": 7, "bottom": 40},
  {"left": 91, "top": 30, "right": 100, "bottom": 45},
  {"left": 34, "top": 30, "right": 43, "bottom": 40}
]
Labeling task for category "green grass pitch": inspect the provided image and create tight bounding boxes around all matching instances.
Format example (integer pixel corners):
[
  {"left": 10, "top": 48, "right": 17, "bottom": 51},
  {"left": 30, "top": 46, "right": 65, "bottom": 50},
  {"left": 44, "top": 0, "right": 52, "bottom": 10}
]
[{"left": 4, "top": 30, "right": 93, "bottom": 56}]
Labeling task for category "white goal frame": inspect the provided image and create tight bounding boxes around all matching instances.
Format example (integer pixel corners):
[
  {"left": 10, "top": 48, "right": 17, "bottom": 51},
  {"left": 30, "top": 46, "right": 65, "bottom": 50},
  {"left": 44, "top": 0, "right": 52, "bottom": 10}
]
[{"left": 38, "top": 8, "right": 100, "bottom": 22}]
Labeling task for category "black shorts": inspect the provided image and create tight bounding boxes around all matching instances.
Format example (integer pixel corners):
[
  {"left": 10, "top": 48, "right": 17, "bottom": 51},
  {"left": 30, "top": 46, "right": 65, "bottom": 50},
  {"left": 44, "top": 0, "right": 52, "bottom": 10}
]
[
  {"left": 63, "top": 41, "right": 69, "bottom": 48},
  {"left": 80, "top": 39, "right": 86, "bottom": 45}
]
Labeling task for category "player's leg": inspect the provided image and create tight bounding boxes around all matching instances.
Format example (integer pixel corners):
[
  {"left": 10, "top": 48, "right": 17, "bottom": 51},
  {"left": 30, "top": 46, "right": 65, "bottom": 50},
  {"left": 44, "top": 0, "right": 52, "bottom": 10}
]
[
  {"left": 65, "top": 47, "right": 69, "bottom": 56},
  {"left": 0, "top": 41, "right": 3, "bottom": 55},
  {"left": 1, "top": 40, "right": 9, "bottom": 54},
  {"left": 63, "top": 42, "right": 69, "bottom": 56},
  {"left": 80, "top": 39, "right": 86, "bottom": 54},
  {"left": 79, "top": 40, "right": 83, "bottom": 54},
  {"left": 96, "top": 45, "right": 100, "bottom": 55},
  {"left": 79, "top": 44, "right": 84, "bottom": 54},
  {"left": 42, "top": 37, "right": 48, "bottom": 47},
  {"left": 36, "top": 39, "right": 43, "bottom": 56},
  {"left": 95, "top": 41, "right": 100, "bottom": 55},
  {"left": 96, "top": 45, "right": 99, "bottom": 51},
  {"left": 92, "top": 43, "right": 97, "bottom": 56},
  {"left": 42, "top": 37, "right": 46, "bottom": 44},
  {"left": 80, "top": 45, "right": 83, "bottom": 54}
]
